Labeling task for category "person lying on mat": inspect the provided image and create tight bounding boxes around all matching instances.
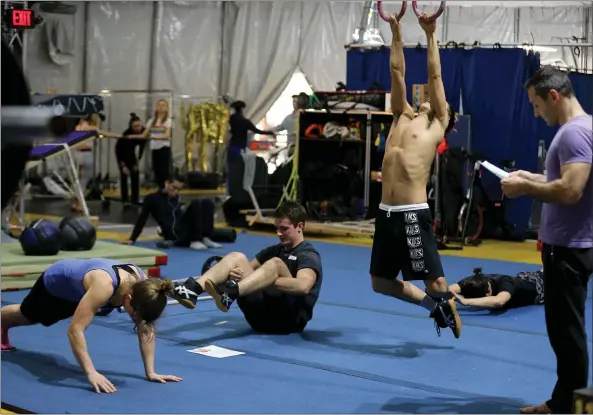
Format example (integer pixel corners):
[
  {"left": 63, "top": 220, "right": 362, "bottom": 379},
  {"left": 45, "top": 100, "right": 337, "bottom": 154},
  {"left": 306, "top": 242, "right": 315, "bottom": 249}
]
[
  {"left": 448, "top": 267, "right": 544, "bottom": 310},
  {"left": 172, "top": 201, "right": 323, "bottom": 335},
  {"left": 121, "top": 174, "right": 222, "bottom": 250},
  {"left": 0, "top": 258, "right": 182, "bottom": 393}
]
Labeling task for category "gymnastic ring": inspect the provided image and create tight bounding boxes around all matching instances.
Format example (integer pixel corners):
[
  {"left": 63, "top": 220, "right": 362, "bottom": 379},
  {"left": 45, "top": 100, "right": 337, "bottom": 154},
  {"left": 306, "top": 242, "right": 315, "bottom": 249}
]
[
  {"left": 412, "top": 1, "right": 446, "bottom": 20},
  {"left": 201, "top": 255, "right": 223, "bottom": 275},
  {"left": 377, "top": 1, "right": 407, "bottom": 22}
]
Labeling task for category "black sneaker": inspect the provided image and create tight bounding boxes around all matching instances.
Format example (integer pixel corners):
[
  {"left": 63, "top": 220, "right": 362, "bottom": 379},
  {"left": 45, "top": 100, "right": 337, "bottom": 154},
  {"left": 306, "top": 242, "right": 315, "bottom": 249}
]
[
  {"left": 205, "top": 279, "right": 236, "bottom": 312},
  {"left": 172, "top": 278, "right": 201, "bottom": 309},
  {"left": 430, "top": 298, "right": 462, "bottom": 338}
]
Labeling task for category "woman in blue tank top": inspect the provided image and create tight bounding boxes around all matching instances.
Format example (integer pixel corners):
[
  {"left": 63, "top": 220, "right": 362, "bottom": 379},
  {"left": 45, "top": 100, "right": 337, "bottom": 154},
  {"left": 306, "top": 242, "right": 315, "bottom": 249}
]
[{"left": 0, "top": 258, "right": 182, "bottom": 393}]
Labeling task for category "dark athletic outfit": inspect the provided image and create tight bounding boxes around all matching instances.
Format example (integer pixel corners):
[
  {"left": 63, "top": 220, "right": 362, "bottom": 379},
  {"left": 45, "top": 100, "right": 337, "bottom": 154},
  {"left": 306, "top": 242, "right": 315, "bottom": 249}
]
[
  {"left": 237, "top": 241, "right": 323, "bottom": 334},
  {"left": 19, "top": 259, "right": 141, "bottom": 327},
  {"left": 537, "top": 114, "right": 593, "bottom": 414},
  {"left": 369, "top": 202, "right": 461, "bottom": 338},
  {"left": 115, "top": 127, "right": 146, "bottom": 205},
  {"left": 129, "top": 191, "right": 216, "bottom": 246},
  {"left": 371, "top": 203, "right": 443, "bottom": 281},
  {"left": 174, "top": 241, "right": 323, "bottom": 334},
  {"left": 459, "top": 271, "right": 544, "bottom": 309}
]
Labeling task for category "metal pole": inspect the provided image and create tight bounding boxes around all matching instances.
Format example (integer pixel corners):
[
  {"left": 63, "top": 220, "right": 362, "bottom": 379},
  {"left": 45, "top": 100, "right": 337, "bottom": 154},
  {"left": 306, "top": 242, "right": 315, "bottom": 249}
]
[
  {"left": 584, "top": 6, "right": 591, "bottom": 72},
  {"left": 363, "top": 113, "right": 371, "bottom": 211},
  {"left": 217, "top": 1, "right": 226, "bottom": 99},
  {"left": 346, "top": 42, "right": 593, "bottom": 49},
  {"left": 513, "top": 8, "right": 520, "bottom": 44},
  {"left": 21, "top": 16, "right": 27, "bottom": 75},
  {"left": 147, "top": 1, "right": 160, "bottom": 181},
  {"left": 147, "top": 1, "right": 159, "bottom": 118},
  {"left": 441, "top": 5, "right": 448, "bottom": 42},
  {"left": 98, "top": 89, "right": 174, "bottom": 94},
  {"left": 82, "top": 1, "right": 89, "bottom": 92},
  {"left": 169, "top": 90, "right": 174, "bottom": 176}
]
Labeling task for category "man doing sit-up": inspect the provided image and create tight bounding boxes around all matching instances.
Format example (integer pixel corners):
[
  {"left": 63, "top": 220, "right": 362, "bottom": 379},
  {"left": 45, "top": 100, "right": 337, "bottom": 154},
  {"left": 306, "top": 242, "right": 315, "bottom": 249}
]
[
  {"left": 369, "top": 14, "right": 461, "bottom": 338},
  {"left": 172, "top": 202, "right": 323, "bottom": 334}
]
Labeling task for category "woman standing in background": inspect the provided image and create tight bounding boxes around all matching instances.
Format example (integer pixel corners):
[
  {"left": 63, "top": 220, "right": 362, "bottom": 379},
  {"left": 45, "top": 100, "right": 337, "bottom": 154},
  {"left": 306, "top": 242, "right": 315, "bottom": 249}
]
[
  {"left": 116, "top": 113, "right": 147, "bottom": 207},
  {"left": 144, "top": 99, "right": 172, "bottom": 189}
]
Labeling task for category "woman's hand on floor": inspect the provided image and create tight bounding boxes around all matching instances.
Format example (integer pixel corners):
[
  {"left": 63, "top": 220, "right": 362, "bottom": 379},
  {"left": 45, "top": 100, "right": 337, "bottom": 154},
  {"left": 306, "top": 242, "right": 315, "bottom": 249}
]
[
  {"left": 88, "top": 371, "right": 117, "bottom": 394},
  {"left": 146, "top": 372, "right": 182, "bottom": 384}
]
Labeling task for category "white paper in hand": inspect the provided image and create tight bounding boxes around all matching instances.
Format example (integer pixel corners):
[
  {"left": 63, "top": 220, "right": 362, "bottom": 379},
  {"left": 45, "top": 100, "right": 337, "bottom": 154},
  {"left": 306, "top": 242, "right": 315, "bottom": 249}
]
[
  {"left": 187, "top": 345, "right": 245, "bottom": 359},
  {"left": 480, "top": 161, "right": 509, "bottom": 179}
]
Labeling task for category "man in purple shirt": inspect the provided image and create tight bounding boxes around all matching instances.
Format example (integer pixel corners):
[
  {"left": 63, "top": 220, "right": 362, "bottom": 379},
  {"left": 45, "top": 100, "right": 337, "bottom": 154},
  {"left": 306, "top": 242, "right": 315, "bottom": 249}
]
[{"left": 501, "top": 67, "right": 592, "bottom": 414}]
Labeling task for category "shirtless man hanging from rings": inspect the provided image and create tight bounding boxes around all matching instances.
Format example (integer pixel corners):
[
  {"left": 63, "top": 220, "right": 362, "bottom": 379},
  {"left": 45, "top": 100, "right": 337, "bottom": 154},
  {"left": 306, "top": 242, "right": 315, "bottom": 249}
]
[{"left": 369, "top": 11, "right": 461, "bottom": 338}]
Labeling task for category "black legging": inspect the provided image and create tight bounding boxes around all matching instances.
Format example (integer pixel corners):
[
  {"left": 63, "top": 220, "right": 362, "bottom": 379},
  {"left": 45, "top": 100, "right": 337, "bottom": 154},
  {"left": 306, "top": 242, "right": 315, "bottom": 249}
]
[
  {"left": 173, "top": 199, "right": 215, "bottom": 246},
  {"left": 119, "top": 161, "right": 140, "bottom": 205},
  {"left": 152, "top": 147, "right": 171, "bottom": 189}
]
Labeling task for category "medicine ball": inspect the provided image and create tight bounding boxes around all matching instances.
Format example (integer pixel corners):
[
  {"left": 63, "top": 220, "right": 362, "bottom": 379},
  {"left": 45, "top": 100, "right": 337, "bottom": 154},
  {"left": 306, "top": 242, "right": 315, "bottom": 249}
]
[
  {"left": 59, "top": 216, "right": 97, "bottom": 251},
  {"left": 201, "top": 256, "right": 223, "bottom": 275},
  {"left": 19, "top": 219, "right": 62, "bottom": 256}
]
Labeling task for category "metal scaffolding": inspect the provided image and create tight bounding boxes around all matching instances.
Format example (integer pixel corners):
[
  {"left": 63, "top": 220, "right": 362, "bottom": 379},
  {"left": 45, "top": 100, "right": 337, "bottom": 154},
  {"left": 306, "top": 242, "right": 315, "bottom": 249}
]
[{"left": 346, "top": 42, "right": 593, "bottom": 48}]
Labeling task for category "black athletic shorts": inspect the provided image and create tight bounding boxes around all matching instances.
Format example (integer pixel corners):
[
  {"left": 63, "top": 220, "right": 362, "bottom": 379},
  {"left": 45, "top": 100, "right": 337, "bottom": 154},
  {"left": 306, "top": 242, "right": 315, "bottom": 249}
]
[
  {"left": 370, "top": 204, "right": 444, "bottom": 281},
  {"left": 237, "top": 292, "right": 307, "bottom": 335},
  {"left": 20, "top": 274, "right": 80, "bottom": 327}
]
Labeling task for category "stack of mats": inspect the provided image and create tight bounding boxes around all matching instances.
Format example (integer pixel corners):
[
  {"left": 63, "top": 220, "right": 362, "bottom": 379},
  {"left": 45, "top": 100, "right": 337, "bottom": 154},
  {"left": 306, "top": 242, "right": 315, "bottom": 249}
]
[{"left": 1, "top": 241, "right": 168, "bottom": 291}]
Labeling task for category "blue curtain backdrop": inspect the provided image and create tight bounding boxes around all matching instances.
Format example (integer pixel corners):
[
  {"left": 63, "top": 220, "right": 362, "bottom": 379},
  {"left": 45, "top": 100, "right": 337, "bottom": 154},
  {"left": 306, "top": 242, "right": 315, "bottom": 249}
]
[
  {"left": 345, "top": 48, "right": 463, "bottom": 112},
  {"left": 459, "top": 48, "right": 540, "bottom": 234},
  {"left": 346, "top": 47, "right": 542, "bottom": 235}
]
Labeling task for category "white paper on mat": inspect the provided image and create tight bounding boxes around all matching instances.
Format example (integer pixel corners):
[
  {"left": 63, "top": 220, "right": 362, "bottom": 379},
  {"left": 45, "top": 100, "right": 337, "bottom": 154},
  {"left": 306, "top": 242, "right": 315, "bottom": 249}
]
[
  {"left": 480, "top": 161, "right": 509, "bottom": 179},
  {"left": 187, "top": 345, "right": 245, "bottom": 359}
]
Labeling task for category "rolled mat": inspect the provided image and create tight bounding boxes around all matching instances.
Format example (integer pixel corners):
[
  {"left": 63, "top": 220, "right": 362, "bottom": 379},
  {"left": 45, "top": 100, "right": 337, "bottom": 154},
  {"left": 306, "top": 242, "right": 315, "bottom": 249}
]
[{"left": 210, "top": 228, "right": 237, "bottom": 243}]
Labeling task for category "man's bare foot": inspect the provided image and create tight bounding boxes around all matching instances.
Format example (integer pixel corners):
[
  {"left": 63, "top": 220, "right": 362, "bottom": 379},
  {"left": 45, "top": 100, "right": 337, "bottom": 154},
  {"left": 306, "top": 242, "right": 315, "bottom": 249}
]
[{"left": 519, "top": 403, "right": 551, "bottom": 414}]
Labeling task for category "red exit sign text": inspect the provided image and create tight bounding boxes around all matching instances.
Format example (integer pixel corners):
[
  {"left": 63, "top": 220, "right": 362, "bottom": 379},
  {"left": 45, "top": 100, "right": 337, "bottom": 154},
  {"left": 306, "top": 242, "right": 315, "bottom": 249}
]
[{"left": 11, "top": 9, "right": 33, "bottom": 28}]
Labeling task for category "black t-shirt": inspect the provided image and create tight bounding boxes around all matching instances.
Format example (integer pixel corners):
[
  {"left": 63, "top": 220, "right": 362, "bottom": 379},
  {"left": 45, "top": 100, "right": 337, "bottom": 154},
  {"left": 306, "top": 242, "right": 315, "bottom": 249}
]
[
  {"left": 464, "top": 273, "right": 539, "bottom": 309},
  {"left": 130, "top": 192, "right": 182, "bottom": 241},
  {"left": 116, "top": 128, "right": 146, "bottom": 165},
  {"left": 255, "top": 240, "right": 323, "bottom": 320},
  {"left": 229, "top": 113, "right": 268, "bottom": 149}
]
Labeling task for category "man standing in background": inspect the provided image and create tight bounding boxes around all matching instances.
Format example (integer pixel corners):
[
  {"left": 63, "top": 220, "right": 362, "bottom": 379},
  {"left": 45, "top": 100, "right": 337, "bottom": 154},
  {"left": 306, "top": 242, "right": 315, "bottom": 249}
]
[
  {"left": 272, "top": 93, "right": 309, "bottom": 147},
  {"left": 501, "top": 67, "right": 592, "bottom": 415}
]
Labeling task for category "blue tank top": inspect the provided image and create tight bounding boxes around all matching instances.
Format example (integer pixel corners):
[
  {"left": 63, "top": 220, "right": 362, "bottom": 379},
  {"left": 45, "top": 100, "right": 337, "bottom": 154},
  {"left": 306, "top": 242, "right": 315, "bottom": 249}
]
[{"left": 42, "top": 258, "right": 140, "bottom": 303}]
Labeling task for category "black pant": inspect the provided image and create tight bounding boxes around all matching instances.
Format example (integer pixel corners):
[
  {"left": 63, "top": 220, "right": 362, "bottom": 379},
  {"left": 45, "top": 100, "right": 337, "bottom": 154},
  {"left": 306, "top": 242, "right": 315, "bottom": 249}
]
[
  {"left": 541, "top": 244, "right": 593, "bottom": 414},
  {"left": 119, "top": 161, "right": 140, "bottom": 204},
  {"left": 21, "top": 274, "right": 79, "bottom": 327},
  {"left": 173, "top": 199, "right": 215, "bottom": 245},
  {"left": 151, "top": 147, "right": 171, "bottom": 189},
  {"left": 237, "top": 292, "right": 308, "bottom": 334}
]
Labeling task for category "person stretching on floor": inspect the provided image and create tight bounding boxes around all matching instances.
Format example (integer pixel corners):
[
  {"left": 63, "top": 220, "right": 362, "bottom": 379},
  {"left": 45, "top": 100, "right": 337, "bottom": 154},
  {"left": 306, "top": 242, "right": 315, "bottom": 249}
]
[
  {"left": 368, "top": 14, "right": 461, "bottom": 338},
  {"left": 121, "top": 174, "right": 222, "bottom": 250},
  {"left": 0, "top": 259, "right": 182, "bottom": 393},
  {"left": 172, "top": 202, "right": 323, "bottom": 335},
  {"left": 448, "top": 267, "right": 544, "bottom": 310}
]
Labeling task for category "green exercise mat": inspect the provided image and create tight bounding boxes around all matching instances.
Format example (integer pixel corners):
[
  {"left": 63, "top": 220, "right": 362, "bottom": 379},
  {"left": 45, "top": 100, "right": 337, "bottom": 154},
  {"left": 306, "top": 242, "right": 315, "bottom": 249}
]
[{"left": 1, "top": 241, "right": 167, "bottom": 277}]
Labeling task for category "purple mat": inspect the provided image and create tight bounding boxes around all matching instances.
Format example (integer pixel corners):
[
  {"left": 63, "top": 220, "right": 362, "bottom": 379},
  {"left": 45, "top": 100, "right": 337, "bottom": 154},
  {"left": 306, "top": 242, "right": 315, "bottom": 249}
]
[{"left": 29, "top": 131, "right": 96, "bottom": 160}]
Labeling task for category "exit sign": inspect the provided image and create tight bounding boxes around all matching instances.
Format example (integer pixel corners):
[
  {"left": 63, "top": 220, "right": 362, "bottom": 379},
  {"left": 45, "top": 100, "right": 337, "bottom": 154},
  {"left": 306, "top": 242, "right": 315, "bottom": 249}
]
[{"left": 5, "top": 8, "right": 37, "bottom": 29}]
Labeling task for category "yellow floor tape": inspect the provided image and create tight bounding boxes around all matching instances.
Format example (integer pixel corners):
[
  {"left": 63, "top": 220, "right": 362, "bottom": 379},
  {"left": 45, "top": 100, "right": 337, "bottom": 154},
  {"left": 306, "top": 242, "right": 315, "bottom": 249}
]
[
  {"left": 102, "top": 187, "right": 225, "bottom": 198},
  {"left": 11, "top": 210, "right": 542, "bottom": 265},
  {"left": 100, "top": 226, "right": 541, "bottom": 265},
  {"left": 244, "top": 229, "right": 542, "bottom": 265},
  {"left": 1, "top": 409, "right": 17, "bottom": 414}
]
